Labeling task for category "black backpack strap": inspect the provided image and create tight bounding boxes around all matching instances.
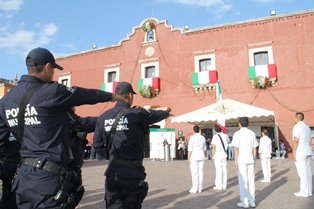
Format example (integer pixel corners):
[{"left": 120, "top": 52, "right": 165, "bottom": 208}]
[
  {"left": 107, "top": 108, "right": 128, "bottom": 151},
  {"left": 217, "top": 134, "right": 228, "bottom": 155},
  {"left": 18, "top": 83, "right": 43, "bottom": 143}
]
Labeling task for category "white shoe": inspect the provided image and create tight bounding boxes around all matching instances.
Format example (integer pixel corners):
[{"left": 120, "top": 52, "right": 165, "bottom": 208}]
[
  {"left": 294, "top": 192, "right": 311, "bottom": 197},
  {"left": 213, "top": 186, "right": 222, "bottom": 190},
  {"left": 198, "top": 189, "right": 202, "bottom": 193},
  {"left": 249, "top": 200, "right": 256, "bottom": 207},
  {"left": 281, "top": 157, "right": 285, "bottom": 159},
  {"left": 189, "top": 189, "right": 197, "bottom": 194},
  {"left": 275, "top": 157, "right": 279, "bottom": 159},
  {"left": 237, "top": 202, "right": 249, "bottom": 208}
]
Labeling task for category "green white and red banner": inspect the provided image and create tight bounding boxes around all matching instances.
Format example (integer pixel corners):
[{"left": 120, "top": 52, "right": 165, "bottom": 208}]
[
  {"left": 100, "top": 82, "right": 119, "bottom": 93},
  {"left": 248, "top": 64, "right": 277, "bottom": 80},
  {"left": 138, "top": 77, "right": 160, "bottom": 91},
  {"left": 192, "top": 70, "right": 218, "bottom": 85}
]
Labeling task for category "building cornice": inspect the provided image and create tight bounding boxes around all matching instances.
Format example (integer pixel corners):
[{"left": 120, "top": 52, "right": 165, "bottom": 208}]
[
  {"left": 56, "top": 9, "right": 314, "bottom": 60},
  {"left": 247, "top": 41, "right": 274, "bottom": 47}
]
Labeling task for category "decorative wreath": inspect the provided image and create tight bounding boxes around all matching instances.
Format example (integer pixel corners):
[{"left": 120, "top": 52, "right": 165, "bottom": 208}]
[{"left": 142, "top": 20, "right": 155, "bottom": 32}]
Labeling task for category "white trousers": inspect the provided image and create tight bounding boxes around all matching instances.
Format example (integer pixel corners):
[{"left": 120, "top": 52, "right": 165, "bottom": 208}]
[
  {"left": 190, "top": 160, "right": 204, "bottom": 191},
  {"left": 261, "top": 157, "right": 271, "bottom": 182},
  {"left": 238, "top": 163, "right": 255, "bottom": 203},
  {"left": 295, "top": 155, "right": 313, "bottom": 196},
  {"left": 214, "top": 158, "right": 227, "bottom": 189}
]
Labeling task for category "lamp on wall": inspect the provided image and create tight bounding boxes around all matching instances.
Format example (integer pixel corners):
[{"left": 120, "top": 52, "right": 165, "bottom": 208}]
[
  {"left": 270, "top": 10, "right": 276, "bottom": 16},
  {"left": 184, "top": 25, "right": 189, "bottom": 30},
  {"left": 92, "top": 44, "right": 97, "bottom": 49}
]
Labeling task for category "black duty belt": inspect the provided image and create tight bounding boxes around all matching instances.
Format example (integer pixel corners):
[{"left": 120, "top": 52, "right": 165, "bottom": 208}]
[
  {"left": 19, "top": 158, "right": 65, "bottom": 176},
  {"left": 109, "top": 155, "right": 143, "bottom": 171}
]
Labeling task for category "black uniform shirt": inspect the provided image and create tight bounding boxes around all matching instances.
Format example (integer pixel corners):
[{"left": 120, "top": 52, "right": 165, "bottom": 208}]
[
  {"left": 93, "top": 102, "right": 169, "bottom": 161},
  {"left": 69, "top": 116, "right": 97, "bottom": 170},
  {"left": 0, "top": 75, "right": 113, "bottom": 166}
]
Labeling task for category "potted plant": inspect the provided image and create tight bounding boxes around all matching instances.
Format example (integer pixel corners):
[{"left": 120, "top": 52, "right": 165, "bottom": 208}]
[
  {"left": 253, "top": 75, "right": 272, "bottom": 89},
  {"left": 139, "top": 85, "right": 158, "bottom": 98}
]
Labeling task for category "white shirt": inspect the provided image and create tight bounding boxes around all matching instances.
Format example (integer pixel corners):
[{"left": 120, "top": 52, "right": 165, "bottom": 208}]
[
  {"left": 212, "top": 133, "right": 229, "bottom": 160},
  {"left": 232, "top": 127, "right": 259, "bottom": 164},
  {"left": 178, "top": 140, "right": 185, "bottom": 149},
  {"left": 228, "top": 141, "right": 234, "bottom": 148},
  {"left": 188, "top": 133, "right": 206, "bottom": 161},
  {"left": 293, "top": 121, "right": 312, "bottom": 156},
  {"left": 258, "top": 136, "right": 272, "bottom": 158}
]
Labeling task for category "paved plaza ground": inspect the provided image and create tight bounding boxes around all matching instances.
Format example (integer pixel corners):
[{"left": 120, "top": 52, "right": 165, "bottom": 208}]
[
  {"left": 76, "top": 158, "right": 314, "bottom": 209},
  {"left": 1, "top": 158, "right": 313, "bottom": 208}
]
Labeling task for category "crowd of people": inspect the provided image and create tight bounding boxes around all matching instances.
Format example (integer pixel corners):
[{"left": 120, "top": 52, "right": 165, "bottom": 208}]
[
  {"left": 0, "top": 47, "right": 312, "bottom": 209},
  {"left": 186, "top": 114, "right": 313, "bottom": 208}
]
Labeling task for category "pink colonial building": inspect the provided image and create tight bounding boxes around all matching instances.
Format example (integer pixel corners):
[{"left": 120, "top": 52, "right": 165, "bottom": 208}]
[{"left": 54, "top": 9, "right": 314, "bottom": 158}]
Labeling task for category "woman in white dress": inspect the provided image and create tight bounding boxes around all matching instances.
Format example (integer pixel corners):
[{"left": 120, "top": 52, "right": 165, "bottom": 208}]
[{"left": 258, "top": 129, "right": 272, "bottom": 182}]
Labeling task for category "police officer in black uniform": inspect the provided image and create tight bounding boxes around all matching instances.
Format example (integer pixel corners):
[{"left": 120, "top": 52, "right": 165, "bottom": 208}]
[
  {"left": 68, "top": 107, "right": 97, "bottom": 170},
  {"left": 0, "top": 131, "right": 19, "bottom": 209},
  {"left": 93, "top": 81, "right": 172, "bottom": 209},
  {"left": 67, "top": 107, "right": 97, "bottom": 207},
  {"left": 0, "top": 47, "right": 124, "bottom": 209}
]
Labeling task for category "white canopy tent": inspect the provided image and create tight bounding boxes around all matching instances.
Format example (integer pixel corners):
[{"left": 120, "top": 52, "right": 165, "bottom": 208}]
[
  {"left": 171, "top": 99, "right": 276, "bottom": 127},
  {"left": 171, "top": 99, "right": 279, "bottom": 159}
]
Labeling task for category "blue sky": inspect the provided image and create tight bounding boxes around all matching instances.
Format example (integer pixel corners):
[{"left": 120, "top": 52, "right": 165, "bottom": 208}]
[{"left": 1, "top": 0, "right": 313, "bottom": 80}]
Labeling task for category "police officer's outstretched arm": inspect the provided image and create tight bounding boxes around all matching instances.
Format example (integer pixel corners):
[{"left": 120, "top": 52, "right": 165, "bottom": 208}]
[
  {"left": 92, "top": 116, "right": 107, "bottom": 157},
  {"left": 80, "top": 116, "right": 97, "bottom": 133},
  {"left": 111, "top": 93, "right": 126, "bottom": 102},
  {"left": 138, "top": 107, "right": 172, "bottom": 127},
  {"left": 53, "top": 85, "right": 125, "bottom": 107}
]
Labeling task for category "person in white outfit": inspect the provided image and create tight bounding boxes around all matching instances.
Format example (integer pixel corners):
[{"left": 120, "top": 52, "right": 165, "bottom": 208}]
[
  {"left": 228, "top": 136, "right": 234, "bottom": 160},
  {"left": 292, "top": 112, "right": 313, "bottom": 197},
  {"left": 311, "top": 137, "right": 314, "bottom": 161},
  {"left": 212, "top": 125, "right": 229, "bottom": 190},
  {"left": 258, "top": 129, "right": 272, "bottom": 183},
  {"left": 275, "top": 140, "right": 286, "bottom": 159},
  {"left": 188, "top": 125, "right": 207, "bottom": 194},
  {"left": 232, "top": 117, "right": 258, "bottom": 208}
]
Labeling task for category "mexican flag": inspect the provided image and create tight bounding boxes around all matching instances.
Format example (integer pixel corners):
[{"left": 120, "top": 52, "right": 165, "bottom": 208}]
[
  {"left": 248, "top": 64, "right": 277, "bottom": 80},
  {"left": 100, "top": 82, "right": 119, "bottom": 93},
  {"left": 215, "top": 80, "right": 222, "bottom": 103},
  {"left": 215, "top": 80, "right": 226, "bottom": 133}
]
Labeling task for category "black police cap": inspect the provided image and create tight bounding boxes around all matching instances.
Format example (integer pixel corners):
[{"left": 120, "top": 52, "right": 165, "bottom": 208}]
[
  {"left": 26, "top": 47, "right": 63, "bottom": 70},
  {"left": 115, "top": 81, "right": 137, "bottom": 95}
]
